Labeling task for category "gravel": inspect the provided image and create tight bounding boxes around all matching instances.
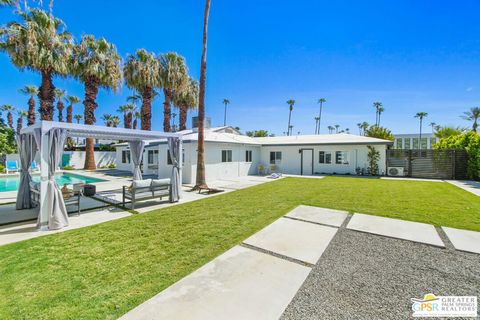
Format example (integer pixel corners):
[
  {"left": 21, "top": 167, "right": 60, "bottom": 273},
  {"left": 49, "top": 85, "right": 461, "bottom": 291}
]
[{"left": 281, "top": 226, "right": 480, "bottom": 320}]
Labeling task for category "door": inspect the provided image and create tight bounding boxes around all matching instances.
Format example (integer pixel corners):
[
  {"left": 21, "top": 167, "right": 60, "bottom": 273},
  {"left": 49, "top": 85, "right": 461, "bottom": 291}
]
[{"left": 301, "top": 149, "right": 313, "bottom": 175}]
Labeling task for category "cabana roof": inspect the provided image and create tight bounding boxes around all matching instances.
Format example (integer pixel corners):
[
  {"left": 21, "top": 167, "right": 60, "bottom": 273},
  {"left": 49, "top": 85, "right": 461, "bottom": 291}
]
[{"left": 21, "top": 121, "right": 182, "bottom": 141}]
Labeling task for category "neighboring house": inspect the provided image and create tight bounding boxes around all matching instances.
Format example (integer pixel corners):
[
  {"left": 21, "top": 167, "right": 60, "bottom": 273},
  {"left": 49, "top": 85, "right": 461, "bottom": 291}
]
[
  {"left": 115, "top": 125, "right": 393, "bottom": 183},
  {"left": 393, "top": 133, "right": 438, "bottom": 150}
]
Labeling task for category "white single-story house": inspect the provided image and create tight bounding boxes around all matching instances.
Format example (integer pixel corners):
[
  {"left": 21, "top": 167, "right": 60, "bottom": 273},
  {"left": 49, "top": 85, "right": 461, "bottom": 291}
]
[
  {"left": 115, "top": 125, "right": 393, "bottom": 184},
  {"left": 393, "top": 133, "right": 438, "bottom": 150}
]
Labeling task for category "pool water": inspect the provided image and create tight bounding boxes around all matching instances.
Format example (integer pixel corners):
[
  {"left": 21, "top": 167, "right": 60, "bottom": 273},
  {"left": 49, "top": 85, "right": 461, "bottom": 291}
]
[{"left": 0, "top": 173, "right": 106, "bottom": 192}]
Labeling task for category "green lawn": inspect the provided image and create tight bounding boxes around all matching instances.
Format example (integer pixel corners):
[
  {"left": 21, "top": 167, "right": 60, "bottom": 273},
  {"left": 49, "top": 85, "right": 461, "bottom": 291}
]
[{"left": 1, "top": 177, "right": 479, "bottom": 319}]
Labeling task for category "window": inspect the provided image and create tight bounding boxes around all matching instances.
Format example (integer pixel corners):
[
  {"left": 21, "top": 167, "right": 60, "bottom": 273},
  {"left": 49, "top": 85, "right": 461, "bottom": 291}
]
[
  {"left": 430, "top": 137, "right": 437, "bottom": 148},
  {"left": 245, "top": 150, "right": 252, "bottom": 162},
  {"left": 319, "top": 151, "right": 332, "bottom": 164},
  {"left": 421, "top": 138, "right": 427, "bottom": 150},
  {"left": 335, "top": 151, "right": 349, "bottom": 165},
  {"left": 222, "top": 150, "right": 233, "bottom": 162},
  {"left": 404, "top": 138, "right": 411, "bottom": 149},
  {"left": 270, "top": 151, "right": 282, "bottom": 164},
  {"left": 167, "top": 149, "right": 185, "bottom": 165},
  {"left": 122, "top": 150, "right": 131, "bottom": 164},
  {"left": 148, "top": 150, "right": 159, "bottom": 164},
  {"left": 396, "top": 139, "right": 403, "bottom": 149},
  {"left": 412, "top": 138, "right": 419, "bottom": 150}
]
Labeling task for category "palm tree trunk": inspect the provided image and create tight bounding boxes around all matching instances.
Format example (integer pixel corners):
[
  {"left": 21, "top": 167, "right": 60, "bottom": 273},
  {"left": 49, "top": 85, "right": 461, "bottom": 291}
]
[
  {"left": 287, "top": 110, "right": 292, "bottom": 136},
  {"left": 27, "top": 96, "right": 35, "bottom": 126},
  {"left": 16, "top": 117, "right": 22, "bottom": 135},
  {"left": 66, "top": 105, "right": 73, "bottom": 123},
  {"left": 141, "top": 87, "right": 152, "bottom": 130},
  {"left": 83, "top": 78, "right": 99, "bottom": 170},
  {"left": 133, "top": 118, "right": 137, "bottom": 130},
  {"left": 163, "top": 89, "right": 172, "bottom": 132},
  {"left": 317, "top": 102, "right": 323, "bottom": 134},
  {"left": 38, "top": 70, "right": 55, "bottom": 121},
  {"left": 223, "top": 102, "right": 227, "bottom": 126},
  {"left": 57, "top": 101, "right": 64, "bottom": 122},
  {"left": 419, "top": 118, "right": 422, "bottom": 150},
  {"left": 7, "top": 112, "right": 13, "bottom": 129},
  {"left": 195, "top": 0, "right": 211, "bottom": 188},
  {"left": 179, "top": 102, "right": 187, "bottom": 131}
]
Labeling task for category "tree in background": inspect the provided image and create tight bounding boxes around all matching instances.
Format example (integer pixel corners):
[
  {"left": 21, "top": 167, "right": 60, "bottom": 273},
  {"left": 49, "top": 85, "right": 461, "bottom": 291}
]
[
  {"left": 246, "top": 130, "right": 269, "bottom": 137},
  {"left": 117, "top": 104, "right": 135, "bottom": 129},
  {"left": 133, "top": 111, "right": 141, "bottom": 130},
  {"left": 159, "top": 52, "right": 189, "bottom": 132},
  {"left": 373, "top": 102, "right": 382, "bottom": 126},
  {"left": 286, "top": 99, "right": 295, "bottom": 136},
  {"left": 414, "top": 112, "right": 428, "bottom": 149},
  {"left": 429, "top": 122, "right": 436, "bottom": 134},
  {"left": 316, "top": 98, "right": 326, "bottom": 134},
  {"left": 73, "top": 114, "right": 82, "bottom": 124},
  {"left": 19, "top": 85, "right": 38, "bottom": 125},
  {"left": 16, "top": 110, "right": 28, "bottom": 134},
  {"left": 54, "top": 88, "right": 66, "bottom": 122},
  {"left": 110, "top": 115, "right": 120, "bottom": 128},
  {"left": 365, "top": 125, "right": 395, "bottom": 141},
  {"left": 174, "top": 78, "right": 198, "bottom": 131},
  {"left": 102, "top": 114, "right": 113, "bottom": 127},
  {"left": 334, "top": 124, "right": 340, "bottom": 133},
  {"left": 72, "top": 35, "right": 122, "bottom": 170},
  {"left": 461, "top": 107, "right": 480, "bottom": 133},
  {"left": 357, "top": 123, "right": 362, "bottom": 135},
  {"left": 0, "top": 105, "right": 15, "bottom": 129},
  {"left": 434, "top": 125, "right": 464, "bottom": 139},
  {"left": 66, "top": 95, "right": 80, "bottom": 123},
  {"left": 360, "top": 122, "right": 369, "bottom": 136},
  {"left": 124, "top": 49, "right": 160, "bottom": 131},
  {"left": 367, "top": 145, "right": 380, "bottom": 175},
  {"left": 222, "top": 98, "right": 230, "bottom": 126},
  {"left": 327, "top": 125, "right": 334, "bottom": 134},
  {"left": 315, "top": 117, "right": 320, "bottom": 134},
  {"left": 0, "top": 9, "right": 73, "bottom": 120}
]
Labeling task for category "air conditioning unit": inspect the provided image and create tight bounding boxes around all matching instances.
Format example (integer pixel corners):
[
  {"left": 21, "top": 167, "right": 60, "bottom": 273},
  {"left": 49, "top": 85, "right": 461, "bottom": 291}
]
[{"left": 388, "top": 167, "right": 405, "bottom": 177}]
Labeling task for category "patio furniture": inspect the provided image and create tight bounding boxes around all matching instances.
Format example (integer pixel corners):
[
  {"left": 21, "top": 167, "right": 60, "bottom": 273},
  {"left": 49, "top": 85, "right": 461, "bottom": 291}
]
[
  {"left": 197, "top": 184, "right": 224, "bottom": 195},
  {"left": 122, "top": 178, "right": 172, "bottom": 209},
  {"left": 269, "top": 164, "right": 277, "bottom": 174},
  {"left": 83, "top": 184, "right": 96, "bottom": 197},
  {"left": 30, "top": 182, "right": 81, "bottom": 215},
  {"left": 30, "top": 160, "right": 39, "bottom": 172},
  {"left": 257, "top": 165, "right": 265, "bottom": 175},
  {"left": 5, "top": 160, "right": 19, "bottom": 174}
]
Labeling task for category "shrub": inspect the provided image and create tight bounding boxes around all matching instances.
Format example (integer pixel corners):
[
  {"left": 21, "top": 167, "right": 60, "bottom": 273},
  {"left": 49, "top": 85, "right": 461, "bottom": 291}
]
[
  {"left": 0, "top": 164, "right": 4, "bottom": 173},
  {"left": 63, "top": 165, "right": 75, "bottom": 170},
  {"left": 434, "top": 131, "right": 480, "bottom": 180},
  {"left": 367, "top": 145, "right": 380, "bottom": 175},
  {"left": 107, "top": 163, "right": 116, "bottom": 169},
  {"left": 365, "top": 125, "right": 395, "bottom": 141}
]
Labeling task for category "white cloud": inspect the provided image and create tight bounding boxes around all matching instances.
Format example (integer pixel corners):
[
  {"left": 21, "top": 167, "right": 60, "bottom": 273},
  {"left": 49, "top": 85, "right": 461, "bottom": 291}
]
[{"left": 466, "top": 87, "right": 474, "bottom": 92}]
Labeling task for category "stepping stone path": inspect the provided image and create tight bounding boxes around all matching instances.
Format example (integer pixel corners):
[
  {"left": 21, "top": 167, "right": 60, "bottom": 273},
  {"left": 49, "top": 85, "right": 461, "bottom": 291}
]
[
  {"left": 442, "top": 227, "right": 480, "bottom": 254},
  {"left": 347, "top": 213, "right": 445, "bottom": 247},
  {"left": 286, "top": 205, "right": 348, "bottom": 227}
]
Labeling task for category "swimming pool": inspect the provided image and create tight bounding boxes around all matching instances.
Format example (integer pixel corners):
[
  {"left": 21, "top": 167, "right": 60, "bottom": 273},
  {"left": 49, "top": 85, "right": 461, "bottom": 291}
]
[{"left": 0, "top": 173, "right": 107, "bottom": 192}]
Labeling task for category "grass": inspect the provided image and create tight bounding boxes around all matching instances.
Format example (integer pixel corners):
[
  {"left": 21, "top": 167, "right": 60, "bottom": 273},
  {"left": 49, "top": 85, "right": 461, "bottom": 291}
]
[{"left": 0, "top": 177, "right": 479, "bottom": 319}]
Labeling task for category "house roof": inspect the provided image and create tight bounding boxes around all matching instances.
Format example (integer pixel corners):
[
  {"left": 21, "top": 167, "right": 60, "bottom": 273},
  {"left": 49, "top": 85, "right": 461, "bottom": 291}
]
[{"left": 252, "top": 133, "right": 393, "bottom": 146}]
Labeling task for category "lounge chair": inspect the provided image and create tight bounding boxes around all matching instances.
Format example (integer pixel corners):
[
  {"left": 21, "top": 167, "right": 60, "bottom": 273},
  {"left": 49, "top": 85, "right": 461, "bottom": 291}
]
[
  {"left": 122, "top": 178, "right": 172, "bottom": 209},
  {"left": 30, "top": 160, "right": 39, "bottom": 172},
  {"left": 5, "top": 160, "right": 19, "bottom": 174}
]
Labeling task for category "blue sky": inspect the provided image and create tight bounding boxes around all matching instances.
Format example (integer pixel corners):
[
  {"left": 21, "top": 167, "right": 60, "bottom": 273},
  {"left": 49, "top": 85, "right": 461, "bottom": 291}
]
[{"left": 1, "top": 0, "right": 479, "bottom": 135}]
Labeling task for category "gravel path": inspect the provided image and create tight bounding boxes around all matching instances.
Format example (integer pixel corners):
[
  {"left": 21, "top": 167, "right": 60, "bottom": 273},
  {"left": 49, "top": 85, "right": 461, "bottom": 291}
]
[{"left": 281, "top": 226, "right": 480, "bottom": 320}]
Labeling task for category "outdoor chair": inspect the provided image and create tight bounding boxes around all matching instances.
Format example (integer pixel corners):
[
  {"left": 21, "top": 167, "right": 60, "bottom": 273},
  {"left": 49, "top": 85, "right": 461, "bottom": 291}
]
[
  {"left": 30, "top": 182, "right": 81, "bottom": 215},
  {"left": 122, "top": 178, "right": 172, "bottom": 209},
  {"left": 30, "top": 160, "right": 39, "bottom": 172},
  {"left": 5, "top": 160, "right": 19, "bottom": 174}
]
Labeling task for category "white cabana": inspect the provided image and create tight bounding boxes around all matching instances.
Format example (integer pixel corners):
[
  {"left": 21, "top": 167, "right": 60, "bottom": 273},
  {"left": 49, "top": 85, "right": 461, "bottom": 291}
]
[{"left": 18, "top": 121, "right": 183, "bottom": 231}]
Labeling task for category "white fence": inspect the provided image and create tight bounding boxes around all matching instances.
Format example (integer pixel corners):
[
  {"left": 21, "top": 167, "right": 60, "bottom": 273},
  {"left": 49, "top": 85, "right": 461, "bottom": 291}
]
[{"left": 6, "top": 151, "right": 116, "bottom": 169}]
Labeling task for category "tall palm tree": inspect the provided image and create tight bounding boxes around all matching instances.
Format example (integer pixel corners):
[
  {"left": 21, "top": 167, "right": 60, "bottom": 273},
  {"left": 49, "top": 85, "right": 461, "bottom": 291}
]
[
  {"left": 54, "top": 88, "right": 66, "bottom": 122},
  {"left": 222, "top": 98, "right": 230, "bottom": 126},
  {"left": 19, "top": 85, "right": 38, "bottom": 126},
  {"left": 461, "top": 107, "right": 480, "bottom": 133},
  {"left": 72, "top": 35, "right": 122, "bottom": 170},
  {"left": 171, "top": 112, "right": 177, "bottom": 131},
  {"left": 73, "top": 114, "right": 82, "bottom": 124},
  {"left": 195, "top": 0, "right": 211, "bottom": 189},
  {"left": 327, "top": 125, "right": 333, "bottom": 134},
  {"left": 0, "top": 105, "right": 15, "bottom": 129},
  {"left": 110, "top": 115, "right": 120, "bottom": 128},
  {"left": 361, "top": 121, "right": 369, "bottom": 136},
  {"left": 16, "top": 110, "right": 28, "bottom": 134},
  {"left": 124, "top": 49, "right": 160, "bottom": 131},
  {"left": 315, "top": 117, "right": 320, "bottom": 134},
  {"left": 286, "top": 99, "right": 295, "bottom": 136},
  {"left": 335, "top": 124, "right": 340, "bottom": 133},
  {"left": 66, "top": 95, "right": 80, "bottom": 123},
  {"left": 373, "top": 102, "right": 382, "bottom": 126},
  {"left": 415, "top": 112, "right": 428, "bottom": 149},
  {"left": 317, "top": 98, "right": 326, "bottom": 134},
  {"left": 429, "top": 122, "right": 436, "bottom": 134},
  {"left": 102, "top": 114, "right": 113, "bottom": 127},
  {"left": 159, "top": 52, "right": 189, "bottom": 132},
  {"left": 0, "top": 9, "right": 73, "bottom": 120},
  {"left": 117, "top": 104, "right": 135, "bottom": 129},
  {"left": 174, "top": 77, "right": 199, "bottom": 131},
  {"left": 357, "top": 123, "right": 362, "bottom": 135},
  {"left": 377, "top": 106, "right": 385, "bottom": 126},
  {"left": 133, "top": 111, "right": 141, "bottom": 130}
]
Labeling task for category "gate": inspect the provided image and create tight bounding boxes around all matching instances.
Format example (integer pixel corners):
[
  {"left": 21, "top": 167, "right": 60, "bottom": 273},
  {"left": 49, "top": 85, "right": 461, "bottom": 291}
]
[{"left": 386, "top": 149, "right": 468, "bottom": 180}]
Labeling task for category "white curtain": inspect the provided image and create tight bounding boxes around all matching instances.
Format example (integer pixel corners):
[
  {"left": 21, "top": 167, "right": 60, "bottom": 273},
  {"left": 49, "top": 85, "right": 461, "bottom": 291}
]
[
  {"left": 128, "top": 141, "right": 145, "bottom": 181},
  {"left": 168, "top": 137, "right": 181, "bottom": 202},
  {"left": 15, "top": 133, "right": 37, "bottom": 210}
]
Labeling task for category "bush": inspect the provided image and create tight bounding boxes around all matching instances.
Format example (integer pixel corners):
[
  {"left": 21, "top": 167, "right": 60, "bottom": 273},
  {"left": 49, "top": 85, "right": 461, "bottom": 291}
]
[
  {"left": 365, "top": 125, "right": 395, "bottom": 141},
  {"left": 434, "top": 131, "right": 480, "bottom": 180},
  {"left": 0, "top": 164, "right": 4, "bottom": 173},
  {"left": 107, "top": 163, "right": 116, "bottom": 169},
  {"left": 367, "top": 145, "right": 380, "bottom": 175},
  {"left": 63, "top": 165, "right": 75, "bottom": 170}
]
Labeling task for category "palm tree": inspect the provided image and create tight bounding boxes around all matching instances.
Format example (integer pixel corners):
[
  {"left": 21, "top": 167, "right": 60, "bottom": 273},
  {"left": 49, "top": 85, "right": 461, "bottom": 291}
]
[
  {"left": 327, "top": 125, "right": 334, "bottom": 134},
  {"left": 66, "top": 95, "right": 80, "bottom": 123},
  {"left": 461, "top": 107, "right": 480, "bottom": 133},
  {"left": 16, "top": 110, "right": 28, "bottom": 134},
  {"left": 124, "top": 49, "right": 160, "bottom": 131},
  {"left": 73, "top": 114, "right": 82, "bottom": 124},
  {"left": 171, "top": 112, "right": 177, "bottom": 131},
  {"left": 335, "top": 124, "right": 340, "bottom": 133},
  {"left": 0, "top": 105, "right": 15, "bottom": 129},
  {"left": 415, "top": 112, "right": 428, "bottom": 149},
  {"left": 0, "top": 9, "right": 73, "bottom": 120},
  {"left": 19, "top": 85, "right": 38, "bottom": 126},
  {"left": 174, "top": 78, "right": 198, "bottom": 131},
  {"left": 117, "top": 104, "right": 135, "bottom": 129},
  {"left": 361, "top": 121, "right": 369, "bottom": 136},
  {"left": 429, "top": 122, "right": 436, "bottom": 134},
  {"left": 373, "top": 102, "right": 382, "bottom": 126},
  {"left": 286, "top": 99, "right": 295, "bottom": 136},
  {"left": 133, "top": 111, "right": 141, "bottom": 130},
  {"left": 72, "top": 35, "right": 122, "bottom": 170},
  {"left": 102, "top": 114, "right": 113, "bottom": 127},
  {"left": 54, "top": 88, "right": 66, "bottom": 122},
  {"left": 357, "top": 123, "right": 362, "bottom": 135},
  {"left": 377, "top": 106, "right": 385, "bottom": 126},
  {"left": 222, "top": 98, "right": 230, "bottom": 126},
  {"left": 315, "top": 117, "right": 320, "bottom": 134},
  {"left": 159, "top": 52, "right": 189, "bottom": 132},
  {"left": 110, "top": 115, "right": 120, "bottom": 128},
  {"left": 195, "top": 0, "right": 211, "bottom": 189},
  {"left": 316, "top": 98, "right": 326, "bottom": 134}
]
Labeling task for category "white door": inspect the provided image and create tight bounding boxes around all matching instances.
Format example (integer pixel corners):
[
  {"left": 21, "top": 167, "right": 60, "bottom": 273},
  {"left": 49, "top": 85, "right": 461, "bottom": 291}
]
[{"left": 301, "top": 149, "right": 313, "bottom": 175}]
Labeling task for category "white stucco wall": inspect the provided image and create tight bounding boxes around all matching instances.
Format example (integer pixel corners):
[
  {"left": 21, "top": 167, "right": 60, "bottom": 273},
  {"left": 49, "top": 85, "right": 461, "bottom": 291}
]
[{"left": 7, "top": 151, "right": 116, "bottom": 169}]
